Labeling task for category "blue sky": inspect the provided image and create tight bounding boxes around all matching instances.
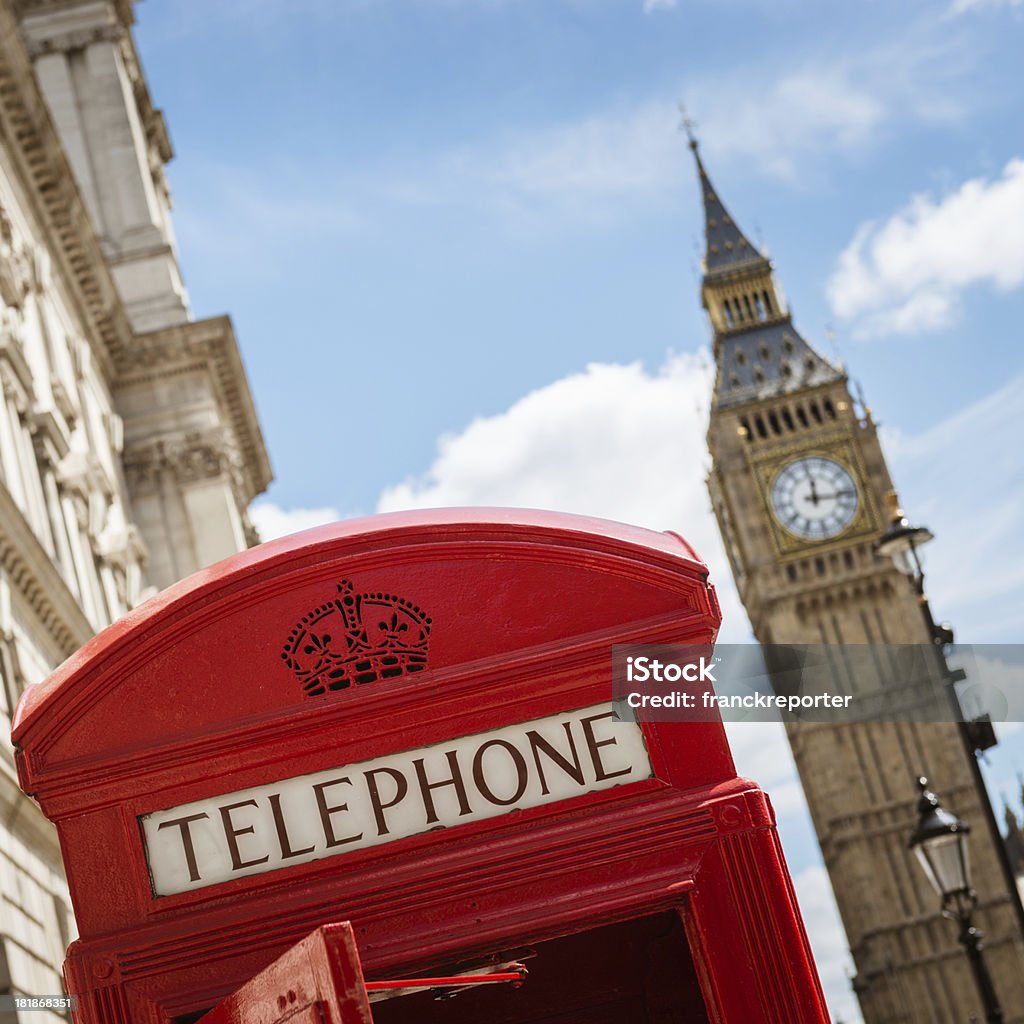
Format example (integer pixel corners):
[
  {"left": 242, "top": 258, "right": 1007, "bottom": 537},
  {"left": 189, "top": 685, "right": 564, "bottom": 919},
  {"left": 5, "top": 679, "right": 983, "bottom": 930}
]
[{"left": 133, "top": 1, "right": 1024, "bottom": 1019}]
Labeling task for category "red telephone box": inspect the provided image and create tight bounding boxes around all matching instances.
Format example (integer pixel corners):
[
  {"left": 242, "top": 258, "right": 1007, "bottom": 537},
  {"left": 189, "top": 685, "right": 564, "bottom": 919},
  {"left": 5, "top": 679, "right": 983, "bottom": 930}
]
[{"left": 13, "top": 509, "right": 828, "bottom": 1023}]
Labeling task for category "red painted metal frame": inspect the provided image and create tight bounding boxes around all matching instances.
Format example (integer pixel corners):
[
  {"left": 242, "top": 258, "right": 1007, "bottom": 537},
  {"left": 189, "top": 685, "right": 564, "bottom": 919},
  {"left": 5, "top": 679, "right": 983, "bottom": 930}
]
[
  {"left": 198, "top": 923, "right": 372, "bottom": 1024},
  {"left": 13, "top": 509, "right": 829, "bottom": 1023}
]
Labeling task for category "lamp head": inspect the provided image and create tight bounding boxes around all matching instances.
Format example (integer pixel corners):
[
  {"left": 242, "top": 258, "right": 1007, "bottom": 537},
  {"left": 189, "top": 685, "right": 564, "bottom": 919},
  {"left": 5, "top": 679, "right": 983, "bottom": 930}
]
[
  {"left": 909, "top": 777, "right": 972, "bottom": 904},
  {"left": 875, "top": 492, "right": 934, "bottom": 575}
]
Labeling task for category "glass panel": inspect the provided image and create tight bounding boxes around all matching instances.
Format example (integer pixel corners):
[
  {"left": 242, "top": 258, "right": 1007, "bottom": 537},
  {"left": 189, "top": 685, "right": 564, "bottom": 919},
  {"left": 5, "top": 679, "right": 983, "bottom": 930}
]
[{"left": 917, "top": 834, "right": 968, "bottom": 898}]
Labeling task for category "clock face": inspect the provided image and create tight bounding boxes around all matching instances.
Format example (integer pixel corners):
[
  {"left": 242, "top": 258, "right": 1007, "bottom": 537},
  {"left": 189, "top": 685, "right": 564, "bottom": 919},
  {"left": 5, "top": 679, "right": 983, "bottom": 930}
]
[{"left": 771, "top": 456, "right": 859, "bottom": 540}]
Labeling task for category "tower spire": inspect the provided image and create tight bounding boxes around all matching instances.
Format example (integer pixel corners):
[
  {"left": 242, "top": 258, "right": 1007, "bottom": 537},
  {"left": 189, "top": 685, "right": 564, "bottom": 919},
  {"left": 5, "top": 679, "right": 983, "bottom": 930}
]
[
  {"left": 685, "top": 127, "right": 841, "bottom": 407},
  {"left": 685, "top": 133, "right": 768, "bottom": 275}
]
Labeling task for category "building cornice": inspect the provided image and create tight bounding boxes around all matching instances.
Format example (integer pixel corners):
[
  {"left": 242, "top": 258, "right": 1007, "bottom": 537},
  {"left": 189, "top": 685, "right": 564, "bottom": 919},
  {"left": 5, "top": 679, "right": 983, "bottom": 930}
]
[
  {"left": 117, "top": 316, "right": 273, "bottom": 502},
  {"left": 0, "top": 1, "right": 133, "bottom": 378},
  {"left": 21, "top": 20, "right": 124, "bottom": 58},
  {"left": 10, "top": 0, "right": 134, "bottom": 26},
  {"left": 123, "top": 429, "right": 245, "bottom": 496},
  {"left": 13, "top": 0, "right": 172, "bottom": 165}
]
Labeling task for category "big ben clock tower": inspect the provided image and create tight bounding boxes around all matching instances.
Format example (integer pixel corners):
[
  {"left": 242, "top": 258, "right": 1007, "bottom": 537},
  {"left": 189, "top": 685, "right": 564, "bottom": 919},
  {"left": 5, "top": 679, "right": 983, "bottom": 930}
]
[{"left": 695, "top": 135, "right": 1024, "bottom": 1021}]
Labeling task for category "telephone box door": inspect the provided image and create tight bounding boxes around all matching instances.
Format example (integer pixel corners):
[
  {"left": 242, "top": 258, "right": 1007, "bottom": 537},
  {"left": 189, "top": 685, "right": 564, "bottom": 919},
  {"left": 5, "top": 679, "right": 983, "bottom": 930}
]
[{"left": 199, "top": 923, "right": 372, "bottom": 1024}]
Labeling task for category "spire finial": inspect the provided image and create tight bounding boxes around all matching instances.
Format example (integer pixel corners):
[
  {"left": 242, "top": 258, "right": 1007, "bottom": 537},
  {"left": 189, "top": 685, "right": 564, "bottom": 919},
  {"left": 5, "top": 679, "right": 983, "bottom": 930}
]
[{"left": 677, "top": 101, "right": 699, "bottom": 152}]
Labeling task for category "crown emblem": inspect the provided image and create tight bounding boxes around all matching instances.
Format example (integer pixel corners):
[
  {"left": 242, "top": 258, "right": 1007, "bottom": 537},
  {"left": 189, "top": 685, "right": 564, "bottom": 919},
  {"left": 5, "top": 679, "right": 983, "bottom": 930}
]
[{"left": 281, "top": 580, "right": 431, "bottom": 698}]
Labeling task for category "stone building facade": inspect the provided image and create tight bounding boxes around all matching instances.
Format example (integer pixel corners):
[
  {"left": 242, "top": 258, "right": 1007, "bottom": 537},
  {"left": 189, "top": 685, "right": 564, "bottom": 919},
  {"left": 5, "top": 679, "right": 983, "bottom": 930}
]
[
  {"left": 697, "top": 133, "right": 1024, "bottom": 1021},
  {"left": 0, "top": 0, "right": 270, "bottom": 1015}
]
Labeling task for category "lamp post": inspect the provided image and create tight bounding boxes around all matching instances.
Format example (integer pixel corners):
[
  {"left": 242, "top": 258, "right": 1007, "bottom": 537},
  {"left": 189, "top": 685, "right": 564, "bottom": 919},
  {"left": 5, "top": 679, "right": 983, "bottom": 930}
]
[
  {"left": 909, "top": 777, "right": 1004, "bottom": 1023},
  {"left": 875, "top": 492, "right": 1024, "bottom": 940}
]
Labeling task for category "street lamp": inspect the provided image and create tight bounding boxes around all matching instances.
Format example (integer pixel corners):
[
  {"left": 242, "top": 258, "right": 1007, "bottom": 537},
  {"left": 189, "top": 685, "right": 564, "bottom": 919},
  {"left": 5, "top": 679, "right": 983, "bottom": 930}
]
[
  {"left": 874, "top": 492, "right": 1024, "bottom": 941},
  {"left": 874, "top": 498, "right": 934, "bottom": 580},
  {"left": 909, "top": 777, "right": 1004, "bottom": 1023}
]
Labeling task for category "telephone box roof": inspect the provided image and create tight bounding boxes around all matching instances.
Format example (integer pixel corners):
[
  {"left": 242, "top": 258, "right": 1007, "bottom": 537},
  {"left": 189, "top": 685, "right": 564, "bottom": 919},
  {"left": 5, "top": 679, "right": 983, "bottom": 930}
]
[{"left": 14, "top": 507, "right": 715, "bottom": 797}]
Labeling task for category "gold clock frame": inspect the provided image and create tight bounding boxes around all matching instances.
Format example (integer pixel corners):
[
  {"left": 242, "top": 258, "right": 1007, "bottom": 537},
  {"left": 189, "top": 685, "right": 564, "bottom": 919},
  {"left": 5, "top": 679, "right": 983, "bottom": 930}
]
[{"left": 748, "top": 434, "right": 880, "bottom": 559}]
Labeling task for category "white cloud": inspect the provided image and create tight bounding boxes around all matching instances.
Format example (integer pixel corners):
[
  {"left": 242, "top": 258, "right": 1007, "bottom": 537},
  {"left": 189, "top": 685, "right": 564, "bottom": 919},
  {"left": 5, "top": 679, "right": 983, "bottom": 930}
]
[
  {"left": 682, "top": 41, "right": 964, "bottom": 182},
  {"left": 173, "top": 35, "right": 971, "bottom": 255},
  {"left": 684, "top": 74, "right": 882, "bottom": 182},
  {"left": 482, "top": 100, "right": 685, "bottom": 204},
  {"left": 643, "top": 0, "right": 677, "bottom": 11},
  {"left": 428, "top": 36, "right": 969, "bottom": 229},
  {"left": 376, "top": 352, "right": 755, "bottom": 635},
  {"left": 458, "top": 42, "right": 962, "bottom": 217},
  {"left": 828, "top": 158, "right": 1024, "bottom": 336},
  {"left": 251, "top": 501, "right": 343, "bottom": 541}
]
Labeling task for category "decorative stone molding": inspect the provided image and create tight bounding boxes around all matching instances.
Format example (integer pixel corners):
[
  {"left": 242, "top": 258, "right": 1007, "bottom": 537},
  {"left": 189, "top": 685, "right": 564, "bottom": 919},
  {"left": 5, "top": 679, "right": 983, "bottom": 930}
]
[
  {"left": 29, "top": 244, "right": 51, "bottom": 295},
  {"left": 96, "top": 521, "right": 145, "bottom": 569},
  {"left": 55, "top": 448, "right": 112, "bottom": 505},
  {"left": 95, "top": 517, "right": 148, "bottom": 613},
  {"left": 0, "top": 204, "right": 33, "bottom": 311},
  {"left": 0, "top": 478, "right": 92, "bottom": 656},
  {"left": 55, "top": 449, "right": 91, "bottom": 497},
  {"left": 30, "top": 407, "right": 72, "bottom": 464},
  {"left": 70, "top": 491, "right": 88, "bottom": 530},
  {"left": 178, "top": 443, "right": 240, "bottom": 487},
  {"left": 121, "top": 443, "right": 159, "bottom": 495},
  {"left": 123, "top": 431, "right": 245, "bottom": 496},
  {"left": 116, "top": 317, "right": 272, "bottom": 504},
  {"left": 0, "top": 321, "right": 34, "bottom": 397},
  {"left": 49, "top": 377, "right": 78, "bottom": 425},
  {"left": 22, "top": 22, "right": 124, "bottom": 58},
  {"left": 0, "top": 360, "right": 32, "bottom": 415}
]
